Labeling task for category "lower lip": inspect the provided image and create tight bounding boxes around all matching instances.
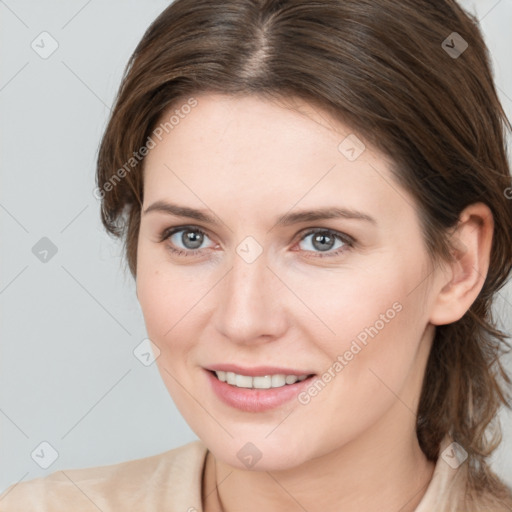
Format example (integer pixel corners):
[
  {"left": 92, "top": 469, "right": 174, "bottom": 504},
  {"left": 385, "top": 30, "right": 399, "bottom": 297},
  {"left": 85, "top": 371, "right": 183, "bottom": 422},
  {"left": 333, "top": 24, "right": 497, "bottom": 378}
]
[{"left": 205, "top": 370, "right": 316, "bottom": 412}]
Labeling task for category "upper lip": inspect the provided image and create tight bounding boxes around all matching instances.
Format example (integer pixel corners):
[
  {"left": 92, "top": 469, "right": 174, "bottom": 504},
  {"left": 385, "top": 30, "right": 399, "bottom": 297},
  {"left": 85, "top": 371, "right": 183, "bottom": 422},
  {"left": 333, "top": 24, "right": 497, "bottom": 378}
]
[{"left": 206, "top": 364, "right": 315, "bottom": 377}]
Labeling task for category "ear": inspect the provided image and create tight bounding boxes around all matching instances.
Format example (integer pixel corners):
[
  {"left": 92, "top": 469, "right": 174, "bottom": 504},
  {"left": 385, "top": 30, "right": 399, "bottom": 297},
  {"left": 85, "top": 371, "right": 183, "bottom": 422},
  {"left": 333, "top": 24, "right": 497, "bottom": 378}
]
[{"left": 429, "top": 202, "right": 494, "bottom": 326}]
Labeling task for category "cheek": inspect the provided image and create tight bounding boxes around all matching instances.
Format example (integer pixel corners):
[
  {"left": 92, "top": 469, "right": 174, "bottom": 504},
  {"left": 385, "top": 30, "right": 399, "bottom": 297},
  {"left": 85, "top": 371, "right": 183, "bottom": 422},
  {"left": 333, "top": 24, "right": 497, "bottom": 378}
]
[
  {"left": 326, "top": 270, "right": 430, "bottom": 399},
  {"left": 136, "top": 265, "right": 205, "bottom": 412},
  {"left": 136, "top": 248, "right": 219, "bottom": 365},
  {"left": 137, "top": 271, "right": 195, "bottom": 343},
  {"left": 292, "top": 252, "right": 430, "bottom": 392},
  {"left": 287, "top": 257, "right": 418, "bottom": 350}
]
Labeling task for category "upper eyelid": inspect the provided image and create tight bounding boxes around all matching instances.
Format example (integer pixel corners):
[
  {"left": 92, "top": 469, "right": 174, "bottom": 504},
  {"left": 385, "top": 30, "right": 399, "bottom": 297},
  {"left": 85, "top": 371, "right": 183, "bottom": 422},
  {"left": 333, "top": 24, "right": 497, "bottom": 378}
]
[
  {"left": 299, "top": 227, "right": 353, "bottom": 244},
  {"left": 162, "top": 225, "right": 211, "bottom": 242}
]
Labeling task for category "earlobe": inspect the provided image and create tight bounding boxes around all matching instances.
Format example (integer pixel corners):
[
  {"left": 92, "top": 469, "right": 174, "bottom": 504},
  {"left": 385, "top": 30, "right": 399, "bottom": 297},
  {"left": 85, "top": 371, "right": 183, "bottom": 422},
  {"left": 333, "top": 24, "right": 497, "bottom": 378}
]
[{"left": 429, "top": 203, "right": 493, "bottom": 326}]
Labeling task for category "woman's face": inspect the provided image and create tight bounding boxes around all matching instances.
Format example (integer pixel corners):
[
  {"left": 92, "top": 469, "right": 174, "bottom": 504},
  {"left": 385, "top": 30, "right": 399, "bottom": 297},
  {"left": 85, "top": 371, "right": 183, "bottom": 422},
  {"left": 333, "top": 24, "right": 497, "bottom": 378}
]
[{"left": 136, "top": 93, "right": 444, "bottom": 470}]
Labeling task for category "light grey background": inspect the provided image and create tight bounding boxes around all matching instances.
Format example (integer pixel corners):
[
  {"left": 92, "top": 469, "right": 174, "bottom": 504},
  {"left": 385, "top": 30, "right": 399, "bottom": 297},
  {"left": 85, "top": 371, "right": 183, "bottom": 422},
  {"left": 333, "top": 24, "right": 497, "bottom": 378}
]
[{"left": 1, "top": 0, "right": 511, "bottom": 494}]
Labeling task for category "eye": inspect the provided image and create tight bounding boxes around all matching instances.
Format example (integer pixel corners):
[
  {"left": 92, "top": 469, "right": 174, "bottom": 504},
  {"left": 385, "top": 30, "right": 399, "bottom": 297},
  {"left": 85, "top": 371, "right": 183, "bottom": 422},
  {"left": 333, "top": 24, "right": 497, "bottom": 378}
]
[
  {"left": 159, "top": 225, "right": 354, "bottom": 259},
  {"left": 296, "top": 228, "right": 353, "bottom": 258},
  {"left": 159, "top": 226, "right": 215, "bottom": 257}
]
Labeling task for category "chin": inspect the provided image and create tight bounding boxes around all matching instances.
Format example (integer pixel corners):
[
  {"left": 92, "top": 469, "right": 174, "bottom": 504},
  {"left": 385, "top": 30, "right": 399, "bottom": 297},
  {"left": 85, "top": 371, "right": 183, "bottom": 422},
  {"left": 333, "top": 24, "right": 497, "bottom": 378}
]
[{"left": 205, "top": 433, "right": 317, "bottom": 472}]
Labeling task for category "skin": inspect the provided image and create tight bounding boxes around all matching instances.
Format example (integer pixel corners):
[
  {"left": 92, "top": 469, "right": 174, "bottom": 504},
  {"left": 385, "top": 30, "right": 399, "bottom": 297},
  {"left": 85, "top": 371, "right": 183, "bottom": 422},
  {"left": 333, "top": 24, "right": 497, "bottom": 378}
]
[{"left": 135, "top": 92, "right": 493, "bottom": 512}]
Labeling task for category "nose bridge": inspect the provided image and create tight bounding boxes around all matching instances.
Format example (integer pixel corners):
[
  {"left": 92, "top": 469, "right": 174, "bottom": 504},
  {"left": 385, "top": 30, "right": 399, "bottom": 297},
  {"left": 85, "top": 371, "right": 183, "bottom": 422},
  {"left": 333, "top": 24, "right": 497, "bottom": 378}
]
[{"left": 214, "top": 243, "right": 285, "bottom": 343}]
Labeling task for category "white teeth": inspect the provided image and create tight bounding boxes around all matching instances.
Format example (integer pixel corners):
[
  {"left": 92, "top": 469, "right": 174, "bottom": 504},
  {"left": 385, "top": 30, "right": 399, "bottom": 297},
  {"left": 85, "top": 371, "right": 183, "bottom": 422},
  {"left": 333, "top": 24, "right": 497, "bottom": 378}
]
[
  {"left": 253, "top": 375, "right": 272, "bottom": 389},
  {"left": 235, "top": 374, "right": 253, "bottom": 388},
  {"left": 271, "top": 374, "right": 286, "bottom": 387},
  {"left": 215, "top": 371, "right": 310, "bottom": 389},
  {"left": 285, "top": 375, "right": 298, "bottom": 385}
]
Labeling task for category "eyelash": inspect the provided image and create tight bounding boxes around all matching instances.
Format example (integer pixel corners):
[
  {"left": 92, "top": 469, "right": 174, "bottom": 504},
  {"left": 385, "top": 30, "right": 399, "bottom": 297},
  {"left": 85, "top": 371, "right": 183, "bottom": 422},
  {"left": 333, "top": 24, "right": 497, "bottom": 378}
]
[{"left": 158, "top": 225, "right": 355, "bottom": 259}]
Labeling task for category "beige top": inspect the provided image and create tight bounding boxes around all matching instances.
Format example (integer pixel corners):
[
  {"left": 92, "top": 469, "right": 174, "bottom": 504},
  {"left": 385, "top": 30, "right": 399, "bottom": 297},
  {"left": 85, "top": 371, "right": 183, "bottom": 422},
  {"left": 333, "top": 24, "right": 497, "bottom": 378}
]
[{"left": 0, "top": 436, "right": 509, "bottom": 511}]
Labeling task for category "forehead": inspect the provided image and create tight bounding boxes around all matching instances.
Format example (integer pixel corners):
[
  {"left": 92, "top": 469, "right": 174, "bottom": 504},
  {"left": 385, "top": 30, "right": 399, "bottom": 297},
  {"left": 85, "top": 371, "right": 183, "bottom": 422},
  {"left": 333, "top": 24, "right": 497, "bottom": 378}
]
[{"left": 142, "top": 93, "right": 415, "bottom": 227}]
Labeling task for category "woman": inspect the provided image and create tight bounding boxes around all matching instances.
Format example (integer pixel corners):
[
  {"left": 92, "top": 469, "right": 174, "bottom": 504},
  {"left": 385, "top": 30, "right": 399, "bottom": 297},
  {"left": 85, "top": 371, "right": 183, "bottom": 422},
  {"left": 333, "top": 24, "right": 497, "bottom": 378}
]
[{"left": 2, "top": 0, "right": 512, "bottom": 510}]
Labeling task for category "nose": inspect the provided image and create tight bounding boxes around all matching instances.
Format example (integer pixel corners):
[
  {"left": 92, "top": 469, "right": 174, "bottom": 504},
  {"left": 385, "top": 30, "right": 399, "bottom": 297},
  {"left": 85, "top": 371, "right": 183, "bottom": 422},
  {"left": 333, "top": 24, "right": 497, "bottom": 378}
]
[{"left": 213, "top": 248, "right": 288, "bottom": 346}]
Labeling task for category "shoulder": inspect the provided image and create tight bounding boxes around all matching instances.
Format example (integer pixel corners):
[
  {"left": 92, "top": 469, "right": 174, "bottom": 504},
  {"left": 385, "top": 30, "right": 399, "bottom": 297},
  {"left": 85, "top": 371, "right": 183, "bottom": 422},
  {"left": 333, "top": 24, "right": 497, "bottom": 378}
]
[
  {"left": 0, "top": 440, "right": 208, "bottom": 512},
  {"left": 415, "top": 436, "right": 512, "bottom": 512}
]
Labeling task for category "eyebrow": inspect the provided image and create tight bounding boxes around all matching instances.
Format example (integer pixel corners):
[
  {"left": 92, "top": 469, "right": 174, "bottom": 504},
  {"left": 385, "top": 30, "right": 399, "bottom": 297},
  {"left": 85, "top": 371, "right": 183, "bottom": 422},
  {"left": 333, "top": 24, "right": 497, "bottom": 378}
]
[{"left": 142, "top": 200, "right": 376, "bottom": 226}]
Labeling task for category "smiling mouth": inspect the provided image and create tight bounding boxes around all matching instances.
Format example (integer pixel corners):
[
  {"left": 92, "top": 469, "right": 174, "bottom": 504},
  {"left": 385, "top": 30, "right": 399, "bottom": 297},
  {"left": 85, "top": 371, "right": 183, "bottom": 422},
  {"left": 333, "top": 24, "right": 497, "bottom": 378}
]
[{"left": 209, "top": 370, "right": 315, "bottom": 390}]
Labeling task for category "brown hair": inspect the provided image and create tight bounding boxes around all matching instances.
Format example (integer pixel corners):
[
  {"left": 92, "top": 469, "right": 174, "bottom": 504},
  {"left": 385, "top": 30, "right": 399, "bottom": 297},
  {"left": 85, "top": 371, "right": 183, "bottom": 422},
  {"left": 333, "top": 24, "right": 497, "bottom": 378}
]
[{"left": 96, "top": 0, "right": 512, "bottom": 506}]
